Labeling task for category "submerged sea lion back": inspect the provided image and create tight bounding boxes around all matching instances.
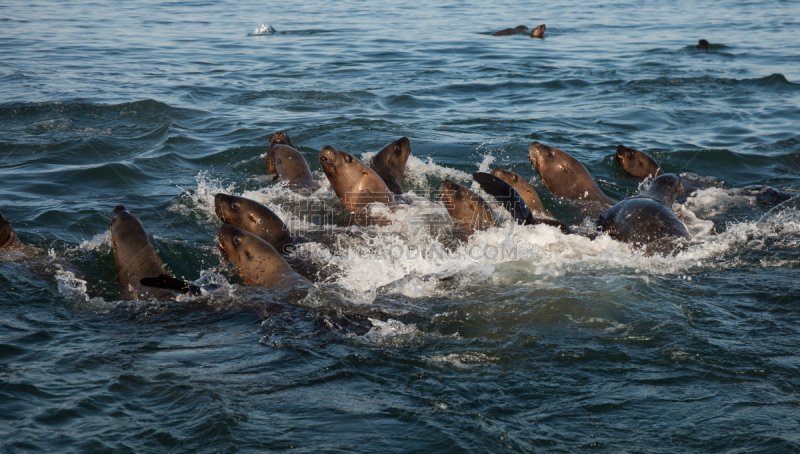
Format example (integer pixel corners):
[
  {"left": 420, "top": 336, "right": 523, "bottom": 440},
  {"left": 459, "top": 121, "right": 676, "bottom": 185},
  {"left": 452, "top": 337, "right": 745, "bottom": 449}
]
[{"left": 598, "top": 174, "right": 689, "bottom": 254}]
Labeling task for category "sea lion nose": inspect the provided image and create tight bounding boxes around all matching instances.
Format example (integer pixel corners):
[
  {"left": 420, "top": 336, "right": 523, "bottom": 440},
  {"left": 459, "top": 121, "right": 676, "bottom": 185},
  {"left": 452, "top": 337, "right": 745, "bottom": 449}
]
[{"left": 112, "top": 205, "right": 127, "bottom": 216}]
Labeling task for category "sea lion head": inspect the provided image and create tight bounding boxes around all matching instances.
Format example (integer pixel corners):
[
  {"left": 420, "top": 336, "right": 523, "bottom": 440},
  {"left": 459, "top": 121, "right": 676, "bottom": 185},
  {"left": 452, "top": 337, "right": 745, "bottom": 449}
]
[
  {"left": 109, "top": 205, "right": 137, "bottom": 248},
  {"left": 217, "top": 224, "right": 298, "bottom": 288},
  {"left": 640, "top": 173, "right": 682, "bottom": 206},
  {"left": 109, "top": 205, "right": 172, "bottom": 300},
  {"left": 616, "top": 145, "right": 663, "bottom": 179},
  {"left": 531, "top": 24, "right": 546, "bottom": 38},
  {"left": 319, "top": 145, "right": 351, "bottom": 179},
  {"left": 266, "top": 131, "right": 295, "bottom": 175},
  {"left": 320, "top": 145, "right": 394, "bottom": 213},
  {"left": 490, "top": 167, "right": 551, "bottom": 217},
  {"left": 490, "top": 167, "right": 528, "bottom": 200},
  {"left": 268, "top": 131, "right": 293, "bottom": 148},
  {"left": 0, "top": 211, "right": 21, "bottom": 250},
  {"left": 440, "top": 180, "right": 498, "bottom": 230},
  {"left": 371, "top": 137, "right": 411, "bottom": 194},
  {"left": 490, "top": 167, "right": 520, "bottom": 184},
  {"left": 218, "top": 223, "right": 257, "bottom": 265},
  {"left": 214, "top": 193, "right": 270, "bottom": 232},
  {"left": 109, "top": 205, "right": 157, "bottom": 261},
  {"left": 214, "top": 193, "right": 292, "bottom": 253},
  {"left": 528, "top": 141, "right": 567, "bottom": 175},
  {"left": 697, "top": 39, "right": 711, "bottom": 51},
  {"left": 381, "top": 136, "right": 411, "bottom": 167}
]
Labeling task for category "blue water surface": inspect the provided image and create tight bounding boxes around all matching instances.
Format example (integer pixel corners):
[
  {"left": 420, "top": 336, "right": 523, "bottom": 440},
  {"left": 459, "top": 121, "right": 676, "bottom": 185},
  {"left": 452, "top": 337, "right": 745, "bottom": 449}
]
[{"left": 1, "top": 0, "right": 800, "bottom": 452}]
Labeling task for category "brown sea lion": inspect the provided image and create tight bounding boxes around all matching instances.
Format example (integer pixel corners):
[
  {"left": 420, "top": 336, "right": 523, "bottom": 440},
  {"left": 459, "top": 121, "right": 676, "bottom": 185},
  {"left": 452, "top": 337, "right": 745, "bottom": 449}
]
[
  {"left": 319, "top": 146, "right": 395, "bottom": 215},
  {"left": 616, "top": 145, "right": 664, "bottom": 179},
  {"left": 530, "top": 24, "right": 546, "bottom": 38},
  {"left": 0, "top": 211, "right": 23, "bottom": 251},
  {"left": 266, "top": 130, "right": 294, "bottom": 175},
  {"left": 109, "top": 205, "right": 174, "bottom": 300},
  {"left": 440, "top": 180, "right": 498, "bottom": 231},
  {"left": 214, "top": 193, "right": 293, "bottom": 253},
  {"left": 528, "top": 141, "right": 617, "bottom": 206},
  {"left": 218, "top": 224, "right": 310, "bottom": 289},
  {"left": 490, "top": 167, "right": 551, "bottom": 217},
  {"left": 491, "top": 25, "right": 529, "bottom": 36},
  {"left": 697, "top": 39, "right": 711, "bottom": 52},
  {"left": 472, "top": 172, "right": 572, "bottom": 234},
  {"left": 598, "top": 174, "right": 689, "bottom": 255},
  {"left": 270, "top": 145, "right": 320, "bottom": 191},
  {"left": 370, "top": 137, "right": 411, "bottom": 195}
]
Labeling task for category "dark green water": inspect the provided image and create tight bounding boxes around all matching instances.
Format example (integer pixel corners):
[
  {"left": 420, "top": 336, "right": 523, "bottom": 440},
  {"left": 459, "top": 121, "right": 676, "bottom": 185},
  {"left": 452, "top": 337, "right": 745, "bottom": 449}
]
[{"left": 1, "top": 0, "right": 800, "bottom": 452}]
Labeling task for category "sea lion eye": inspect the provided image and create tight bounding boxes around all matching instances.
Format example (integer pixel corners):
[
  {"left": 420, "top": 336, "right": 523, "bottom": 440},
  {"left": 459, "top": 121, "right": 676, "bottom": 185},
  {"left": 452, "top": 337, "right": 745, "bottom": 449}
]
[
  {"left": 232, "top": 202, "right": 240, "bottom": 211},
  {"left": 233, "top": 236, "right": 241, "bottom": 245},
  {"left": 548, "top": 150, "right": 554, "bottom": 157},
  {"left": 511, "top": 175, "right": 518, "bottom": 182},
  {"left": 249, "top": 214, "right": 257, "bottom": 223},
  {"left": 344, "top": 155, "right": 353, "bottom": 163},
  {"left": 628, "top": 151, "right": 635, "bottom": 158},
  {"left": 393, "top": 145, "right": 400, "bottom": 152}
]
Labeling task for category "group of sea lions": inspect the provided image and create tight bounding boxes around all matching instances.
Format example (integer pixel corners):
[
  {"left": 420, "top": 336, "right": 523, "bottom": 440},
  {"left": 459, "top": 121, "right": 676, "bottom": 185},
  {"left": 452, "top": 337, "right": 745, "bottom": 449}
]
[
  {"left": 491, "top": 24, "right": 546, "bottom": 38},
  {"left": 1, "top": 131, "right": 794, "bottom": 300}
]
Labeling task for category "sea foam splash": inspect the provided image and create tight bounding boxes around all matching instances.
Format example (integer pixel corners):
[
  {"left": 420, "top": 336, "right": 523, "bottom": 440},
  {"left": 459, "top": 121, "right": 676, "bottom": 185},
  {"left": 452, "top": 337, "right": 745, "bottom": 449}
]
[{"left": 167, "top": 159, "right": 800, "bottom": 306}]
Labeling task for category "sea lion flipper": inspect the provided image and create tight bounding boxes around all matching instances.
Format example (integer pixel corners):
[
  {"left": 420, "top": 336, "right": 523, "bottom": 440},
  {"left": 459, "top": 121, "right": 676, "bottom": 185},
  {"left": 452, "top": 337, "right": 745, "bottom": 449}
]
[
  {"left": 140, "top": 274, "right": 194, "bottom": 293},
  {"left": 525, "top": 214, "right": 572, "bottom": 235},
  {"left": 472, "top": 172, "right": 531, "bottom": 225}
]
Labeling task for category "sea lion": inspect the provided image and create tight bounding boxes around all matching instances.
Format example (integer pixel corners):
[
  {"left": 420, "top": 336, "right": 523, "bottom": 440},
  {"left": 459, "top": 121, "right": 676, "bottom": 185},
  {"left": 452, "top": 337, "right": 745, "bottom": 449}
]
[
  {"left": 0, "top": 211, "right": 23, "bottom": 251},
  {"left": 440, "top": 180, "right": 498, "bottom": 231},
  {"left": 109, "top": 205, "right": 174, "bottom": 300},
  {"left": 616, "top": 145, "right": 664, "bottom": 179},
  {"left": 370, "top": 137, "right": 411, "bottom": 195},
  {"left": 473, "top": 172, "right": 572, "bottom": 234},
  {"left": 490, "top": 167, "right": 551, "bottom": 217},
  {"left": 319, "top": 145, "right": 395, "bottom": 215},
  {"left": 530, "top": 24, "right": 546, "bottom": 38},
  {"left": 528, "top": 141, "right": 617, "bottom": 206},
  {"left": 214, "top": 193, "right": 293, "bottom": 253},
  {"left": 598, "top": 174, "right": 689, "bottom": 254},
  {"left": 491, "top": 25, "right": 529, "bottom": 36},
  {"left": 735, "top": 185, "right": 796, "bottom": 206},
  {"left": 218, "top": 224, "right": 310, "bottom": 289},
  {"left": 697, "top": 39, "right": 711, "bottom": 52},
  {"left": 269, "top": 144, "right": 320, "bottom": 191},
  {"left": 266, "top": 131, "right": 295, "bottom": 175}
]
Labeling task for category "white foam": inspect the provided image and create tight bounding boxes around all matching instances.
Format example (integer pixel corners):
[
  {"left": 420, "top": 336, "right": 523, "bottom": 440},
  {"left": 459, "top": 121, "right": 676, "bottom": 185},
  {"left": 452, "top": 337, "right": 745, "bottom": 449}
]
[
  {"left": 169, "top": 159, "right": 800, "bottom": 312},
  {"left": 403, "top": 155, "right": 472, "bottom": 195},
  {"left": 683, "top": 187, "right": 748, "bottom": 218},
  {"left": 427, "top": 352, "right": 497, "bottom": 369},
  {"left": 78, "top": 231, "right": 111, "bottom": 251},
  {"left": 253, "top": 23, "right": 276, "bottom": 34},
  {"left": 55, "top": 265, "right": 89, "bottom": 300}
]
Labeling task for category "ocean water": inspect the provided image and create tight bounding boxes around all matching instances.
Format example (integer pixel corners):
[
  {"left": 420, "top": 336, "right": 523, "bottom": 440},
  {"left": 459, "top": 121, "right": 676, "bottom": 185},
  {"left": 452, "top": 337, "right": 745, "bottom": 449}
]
[{"left": 2, "top": 0, "right": 800, "bottom": 451}]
